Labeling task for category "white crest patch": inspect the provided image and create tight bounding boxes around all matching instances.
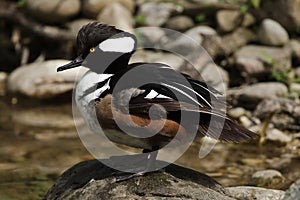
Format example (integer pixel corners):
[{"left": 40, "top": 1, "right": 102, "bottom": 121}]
[{"left": 99, "top": 37, "right": 135, "bottom": 53}]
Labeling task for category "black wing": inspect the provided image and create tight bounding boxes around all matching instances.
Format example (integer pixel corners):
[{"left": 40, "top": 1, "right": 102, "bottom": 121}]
[{"left": 102, "top": 63, "right": 258, "bottom": 142}]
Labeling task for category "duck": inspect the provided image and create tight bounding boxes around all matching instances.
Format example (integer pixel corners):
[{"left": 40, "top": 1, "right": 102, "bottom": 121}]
[{"left": 57, "top": 22, "right": 259, "bottom": 179}]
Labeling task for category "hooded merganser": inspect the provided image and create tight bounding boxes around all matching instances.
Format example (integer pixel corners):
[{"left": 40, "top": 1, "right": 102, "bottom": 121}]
[{"left": 57, "top": 22, "right": 258, "bottom": 179}]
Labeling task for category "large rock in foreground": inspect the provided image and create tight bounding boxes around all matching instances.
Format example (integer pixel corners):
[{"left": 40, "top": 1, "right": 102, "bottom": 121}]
[{"left": 44, "top": 158, "right": 284, "bottom": 200}]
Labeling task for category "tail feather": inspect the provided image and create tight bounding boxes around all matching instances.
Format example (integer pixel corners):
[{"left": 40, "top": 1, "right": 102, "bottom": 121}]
[{"left": 197, "top": 114, "right": 259, "bottom": 142}]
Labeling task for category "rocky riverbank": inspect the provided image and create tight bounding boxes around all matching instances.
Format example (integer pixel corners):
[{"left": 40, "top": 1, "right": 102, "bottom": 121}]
[{"left": 0, "top": 0, "right": 300, "bottom": 199}]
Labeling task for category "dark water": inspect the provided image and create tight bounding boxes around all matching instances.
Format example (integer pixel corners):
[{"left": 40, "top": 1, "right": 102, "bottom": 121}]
[{"left": 0, "top": 97, "right": 299, "bottom": 199}]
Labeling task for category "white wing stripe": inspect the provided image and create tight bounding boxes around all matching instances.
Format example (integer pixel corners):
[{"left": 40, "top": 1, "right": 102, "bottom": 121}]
[
  {"left": 161, "top": 83, "right": 203, "bottom": 107},
  {"left": 191, "top": 81, "right": 218, "bottom": 99},
  {"left": 173, "top": 82, "right": 212, "bottom": 109},
  {"left": 145, "top": 90, "right": 158, "bottom": 99}
]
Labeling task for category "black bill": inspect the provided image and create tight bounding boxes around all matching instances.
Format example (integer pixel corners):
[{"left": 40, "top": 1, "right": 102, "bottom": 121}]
[{"left": 57, "top": 55, "right": 83, "bottom": 72}]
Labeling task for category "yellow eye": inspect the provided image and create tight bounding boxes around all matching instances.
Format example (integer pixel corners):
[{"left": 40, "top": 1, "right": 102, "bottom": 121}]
[{"left": 89, "top": 48, "right": 95, "bottom": 52}]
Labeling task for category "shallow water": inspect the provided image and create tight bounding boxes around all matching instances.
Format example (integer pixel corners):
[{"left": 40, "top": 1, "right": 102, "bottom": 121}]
[{"left": 0, "top": 97, "right": 299, "bottom": 199}]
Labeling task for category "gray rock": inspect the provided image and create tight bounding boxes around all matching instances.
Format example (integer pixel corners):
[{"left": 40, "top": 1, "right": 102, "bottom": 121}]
[
  {"left": 165, "top": 15, "right": 194, "bottom": 31},
  {"left": 8, "top": 60, "right": 88, "bottom": 99},
  {"left": 221, "top": 28, "right": 256, "bottom": 55},
  {"left": 266, "top": 128, "right": 292, "bottom": 144},
  {"left": 138, "top": 2, "right": 175, "bottom": 26},
  {"left": 191, "top": 0, "right": 218, "bottom": 3},
  {"left": 254, "top": 97, "right": 299, "bottom": 119},
  {"left": 25, "top": 0, "right": 81, "bottom": 24},
  {"left": 82, "top": 0, "right": 135, "bottom": 18},
  {"left": 252, "top": 169, "right": 286, "bottom": 189},
  {"left": 253, "top": 97, "right": 300, "bottom": 131},
  {"left": 44, "top": 159, "right": 235, "bottom": 200},
  {"left": 286, "top": 39, "right": 300, "bottom": 63},
  {"left": 231, "top": 82, "right": 288, "bottom": 109},
  {"left": 97, "top": 3, "right": 133, "bottom": 33},
  {"left": 179, "top": 49, "right": 229, "bottom": 92},
  {"left": 135, "top": 27, "right": 166, "bottom": 46},
  {"left": 11, "top": 108, "right": 75, "bottom": 130},
  {"left": 0, "top": 72, "right": 7, "bottom": 96},
  {"left": 258, "top": 19, "right": 289, "bottom": 46},
  {"left": 296, "top": 67, "right": 300, "bottom": 78},
  {"left": 282, "top": 178, "right": 300, "bottom": 200},
  {"left": 235, "top": 57, "right": 265, "bottom": 77},
  {"left": 234, "top": 45, "right": 292, "bottom": 72},
  {"left": 67, "top": 19, "right": 96, "bottom": 38},
  {"left": 162, "top": 26, "right": 218, "bottom": 56},
  {"left": 239, "top": 116, "right": 253, "bottom": 128},
  {"left": 228, "top": 107, "right": 246, "bottom": 119},
  {"left": 290, "top": 83, "right": 300, "bottom": 92},
  {"left": 242, "top": 13, "right": 256, "bottom": 27},
  {"left": 260, "top": 1, "right": 300, "bottom": 32},
  {"left": 216, "top": 10, "right": 241, "bottom": 32},
  {"left": 226, "top": 186, "right": 284, "bottom": 200},
  {"left": 216, "top": 10, "right": 256, "bottom": 33},
  {"left": 130, "top": 50, "right": 184, "bottom": 71}
]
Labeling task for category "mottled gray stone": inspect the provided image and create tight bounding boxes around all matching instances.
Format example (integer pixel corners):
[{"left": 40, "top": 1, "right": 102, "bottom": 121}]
[
  {"left": 44, "top": 159, "right": 235, "bottom": 200},
  {"left": 0, "top": 72, "right": 7, "bottom": 96},
  {"left": 67, "top": 19, "right": 96, "bottom": 38},
  {"left": 82, "top": 0, "right": 135, "bottom": 18},
  {"left": 129, "top": 50, "right": 184, "bottom": 71},
  {"left": 230, "top": 82, "right": 288, "bottom": 109},
  {"left": 282, "top": 179, "right": 300, "bottom": 200},
  {"left": 266, "top": 129, "right": 292, "bottom": 144},
  {"left": 228, "top": 107, "right": 246, "bottom": 119},
  {"left": 258, "top": 19, "right": 289, "bottom": 46},
  {"left": 165, "top": 15, "right": 194, "bottom": 31},
  {"left": 234, "top": 45, "right": 292, "bottom": 71},
  {"left": 252, "top": 170, "right": 284, "bottom": 187},
  {"left": 221, "top": 28, "right": 256, "bottom": 55},
  {"left": 226, "top": 186, "right": 284, "bottom": 200},
  {"left": 25, "top": 0, "right": 81, "bottom": 23},
  {"left": 97, "top": 3, "right": 133, "bottom": 33},
  {"left": 138, "top": 2, "right": 175, "bottom": 26},
  {"left": 260, "top": 0, "right": 300, "bottom": 32}
]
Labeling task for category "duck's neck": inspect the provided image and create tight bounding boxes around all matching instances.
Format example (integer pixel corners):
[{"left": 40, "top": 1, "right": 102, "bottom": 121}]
[
  {"left": 103, "top": 54, "right": 131, "bottom": 74},
  {"left": 89, "top": 53, "right": 131, "bottom": 74}
]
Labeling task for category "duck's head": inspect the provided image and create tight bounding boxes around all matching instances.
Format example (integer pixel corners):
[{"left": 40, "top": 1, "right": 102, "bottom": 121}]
[{"left": 57, "top": 22, "right": 137, "bottom": 73}]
